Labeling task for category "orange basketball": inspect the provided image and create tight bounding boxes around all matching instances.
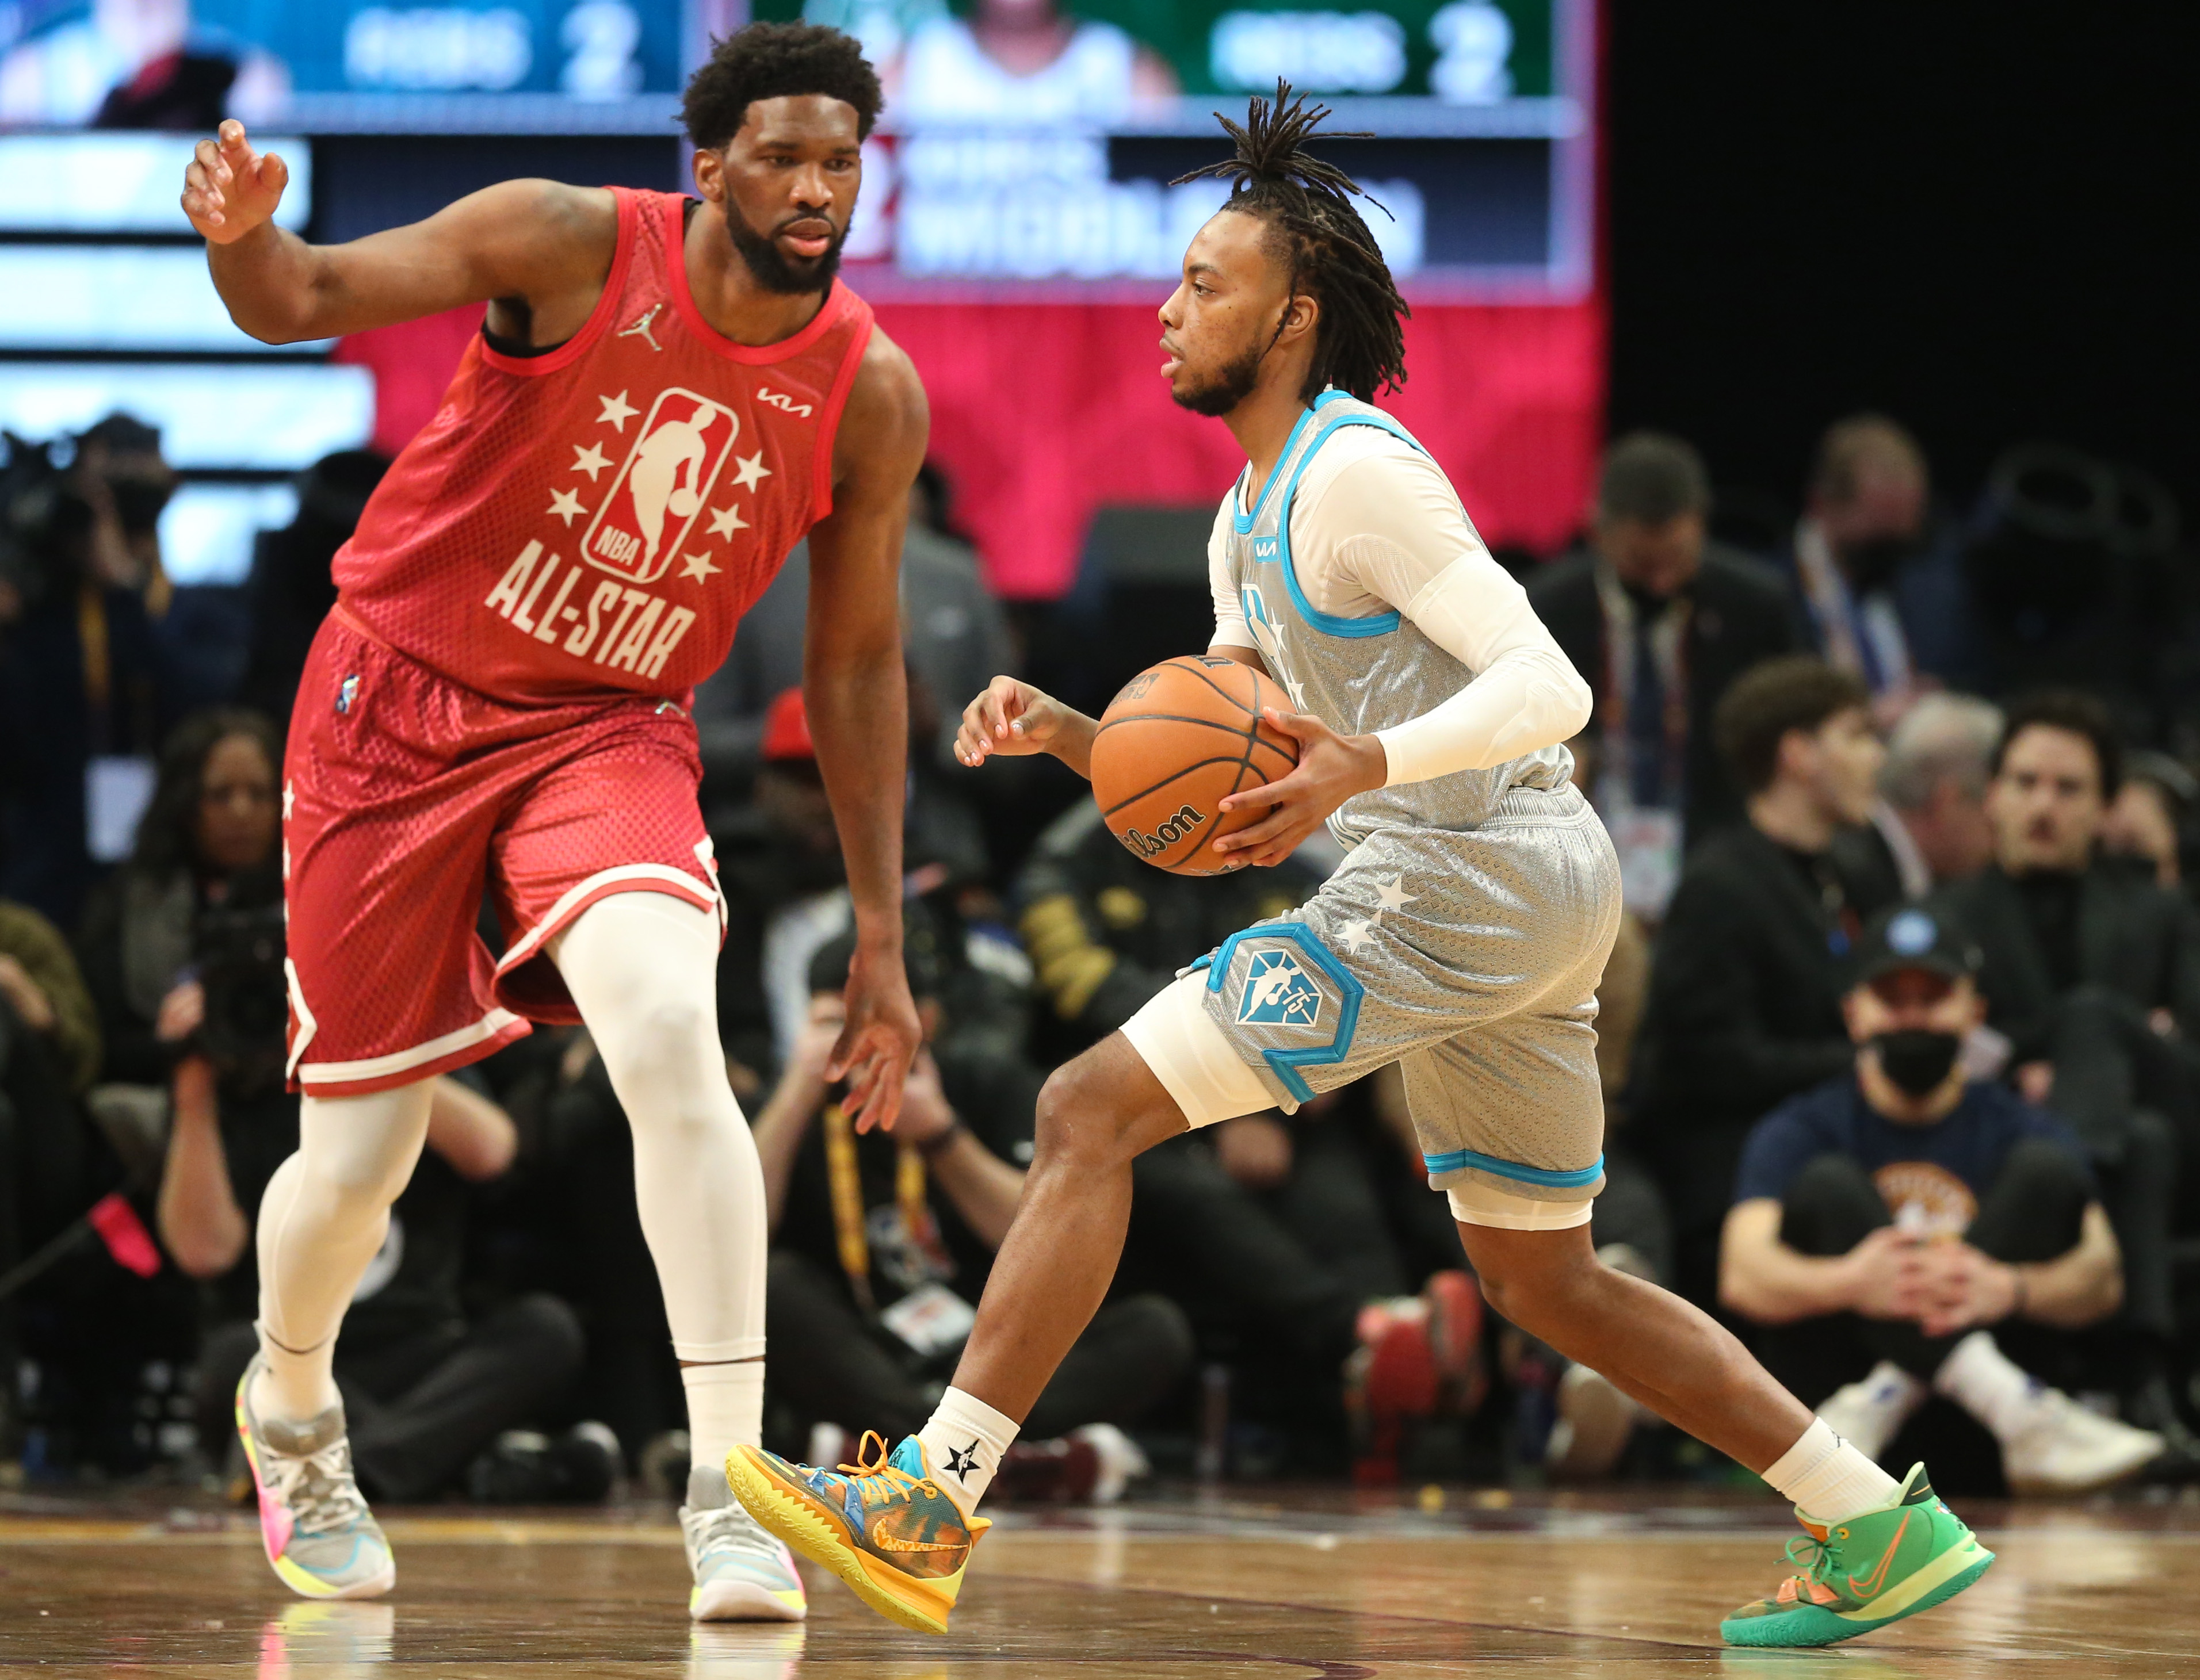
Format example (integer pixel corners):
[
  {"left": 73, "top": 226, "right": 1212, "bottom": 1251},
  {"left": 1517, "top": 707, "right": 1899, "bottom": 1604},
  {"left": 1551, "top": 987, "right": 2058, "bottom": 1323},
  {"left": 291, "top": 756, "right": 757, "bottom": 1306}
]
[{"left": 1090, "top": 656, "right": 1300, "bottom": 876}]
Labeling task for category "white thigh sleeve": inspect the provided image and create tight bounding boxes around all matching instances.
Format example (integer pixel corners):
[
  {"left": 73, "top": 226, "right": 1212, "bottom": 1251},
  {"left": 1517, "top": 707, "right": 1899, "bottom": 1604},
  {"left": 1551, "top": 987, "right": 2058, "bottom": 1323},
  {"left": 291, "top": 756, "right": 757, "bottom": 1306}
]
[
  {"left": 1121, "top": 970, "right": 1275, "bottom": 1128},
  {"left": 1446, "top": 1180, "right": 1595, "bottom": 1230}
]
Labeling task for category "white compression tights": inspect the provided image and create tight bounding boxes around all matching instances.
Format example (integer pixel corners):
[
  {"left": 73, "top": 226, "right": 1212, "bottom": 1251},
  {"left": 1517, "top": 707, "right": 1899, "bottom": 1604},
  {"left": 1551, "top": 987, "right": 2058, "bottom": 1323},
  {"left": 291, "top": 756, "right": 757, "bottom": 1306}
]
[
  {"left": 255, "top": 1082, "right": 432, "bottom": 1420},
  {"left": 255, "top": 891, "right": 769, "bottom": 1467}
]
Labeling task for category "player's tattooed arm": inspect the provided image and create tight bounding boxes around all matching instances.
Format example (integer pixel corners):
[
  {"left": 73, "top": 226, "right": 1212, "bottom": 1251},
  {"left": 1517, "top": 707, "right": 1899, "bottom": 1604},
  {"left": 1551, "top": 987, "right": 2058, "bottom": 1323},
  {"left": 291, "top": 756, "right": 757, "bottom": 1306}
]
[
  {"left": 808, "top": 326, "right": 929, "bottom": 1133},
  {"left": 184, "top": 120, "right": 617, "bottom": 345}
]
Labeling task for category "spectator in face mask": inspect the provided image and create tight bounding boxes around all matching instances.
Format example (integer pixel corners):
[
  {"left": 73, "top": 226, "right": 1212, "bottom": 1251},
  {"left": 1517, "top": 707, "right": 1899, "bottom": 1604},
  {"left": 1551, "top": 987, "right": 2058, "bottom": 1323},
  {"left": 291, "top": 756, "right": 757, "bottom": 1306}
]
[
  {"left": 0, "top": 416, "right": 177, "bottom": 925},
  {"left": 1722, "top": 906, "right": 2161, "bottom": 1495},
  {"left": 1781, "top": 415, "right": 1980, "bottom": 715},
  {"left": 1527, "top": 432, "right": 1802, "bottom": 914}
]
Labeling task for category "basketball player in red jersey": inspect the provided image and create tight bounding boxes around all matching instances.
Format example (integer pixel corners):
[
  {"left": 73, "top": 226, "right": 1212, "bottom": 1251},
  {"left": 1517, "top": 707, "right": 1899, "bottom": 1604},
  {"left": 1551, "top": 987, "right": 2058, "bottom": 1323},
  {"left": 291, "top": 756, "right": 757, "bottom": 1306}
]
[{"left": 178, "top": 24, "right": 921, "bottom": 1619}]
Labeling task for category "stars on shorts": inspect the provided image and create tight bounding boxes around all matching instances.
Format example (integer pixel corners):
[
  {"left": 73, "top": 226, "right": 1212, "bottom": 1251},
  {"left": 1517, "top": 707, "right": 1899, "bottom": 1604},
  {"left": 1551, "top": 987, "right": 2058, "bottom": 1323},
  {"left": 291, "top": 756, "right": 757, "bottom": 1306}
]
[
  {"left": 1373, "top": 875, "right": 1418, "bottom": 917},
  {"left": 1338, "top": 917, "right": 1376, "bottom": 955}
]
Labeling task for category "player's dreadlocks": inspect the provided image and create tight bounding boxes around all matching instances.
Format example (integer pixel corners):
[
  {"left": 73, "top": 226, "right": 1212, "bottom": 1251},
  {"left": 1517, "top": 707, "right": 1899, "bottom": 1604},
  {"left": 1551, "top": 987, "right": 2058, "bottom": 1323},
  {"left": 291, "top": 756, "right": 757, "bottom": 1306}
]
[{"left": 1174, "top": 82, "right": 1410, "bottom": 403}]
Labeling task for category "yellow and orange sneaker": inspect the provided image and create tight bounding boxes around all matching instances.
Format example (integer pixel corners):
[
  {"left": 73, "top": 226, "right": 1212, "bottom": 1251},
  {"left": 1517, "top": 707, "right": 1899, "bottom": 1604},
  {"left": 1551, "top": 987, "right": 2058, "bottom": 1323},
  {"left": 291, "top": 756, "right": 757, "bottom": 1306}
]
[{"left": 724, "top": 1432, "right": 989, "bottom": 1636}]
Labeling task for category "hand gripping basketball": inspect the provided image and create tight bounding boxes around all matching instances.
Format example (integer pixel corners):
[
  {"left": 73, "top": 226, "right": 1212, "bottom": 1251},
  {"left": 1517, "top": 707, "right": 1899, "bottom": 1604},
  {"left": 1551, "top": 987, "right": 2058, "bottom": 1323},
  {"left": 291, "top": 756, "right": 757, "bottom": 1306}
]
[{"left": 181, "top": 120, "right": 289, "bottom": 244}]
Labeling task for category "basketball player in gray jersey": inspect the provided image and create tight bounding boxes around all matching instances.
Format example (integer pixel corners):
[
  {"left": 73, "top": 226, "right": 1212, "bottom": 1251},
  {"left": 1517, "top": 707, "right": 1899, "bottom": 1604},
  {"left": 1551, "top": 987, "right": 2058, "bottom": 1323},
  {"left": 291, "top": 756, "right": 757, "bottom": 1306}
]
[{"left": 725, "top": 89, "right": 1993, "bottom": 1648}]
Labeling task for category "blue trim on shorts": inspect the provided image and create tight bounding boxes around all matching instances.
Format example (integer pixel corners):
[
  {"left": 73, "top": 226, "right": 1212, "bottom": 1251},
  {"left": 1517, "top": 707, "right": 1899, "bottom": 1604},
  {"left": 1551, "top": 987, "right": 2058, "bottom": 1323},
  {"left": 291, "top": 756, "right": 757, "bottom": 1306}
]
[
  {"left": 1422, "top": 1147, "right": 1607, "bottom": 1189},
  {"left": 1205, "top": 921, "right": 1361, "bottom": 1104}
]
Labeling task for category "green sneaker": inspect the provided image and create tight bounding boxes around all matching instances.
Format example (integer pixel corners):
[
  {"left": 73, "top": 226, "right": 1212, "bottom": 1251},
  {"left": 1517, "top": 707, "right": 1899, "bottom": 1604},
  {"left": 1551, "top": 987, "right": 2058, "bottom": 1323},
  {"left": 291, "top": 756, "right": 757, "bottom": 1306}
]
[{"left": 1721, "top": 1463, "right": 1993, "bottom": 1648}]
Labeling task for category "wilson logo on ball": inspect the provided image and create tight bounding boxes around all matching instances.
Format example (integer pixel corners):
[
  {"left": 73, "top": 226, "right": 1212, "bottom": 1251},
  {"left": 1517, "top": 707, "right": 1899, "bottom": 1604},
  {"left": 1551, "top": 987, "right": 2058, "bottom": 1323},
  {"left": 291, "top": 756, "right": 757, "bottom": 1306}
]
[{"left": 1118, "top": 803, "right": 1206, "bottom": 858}]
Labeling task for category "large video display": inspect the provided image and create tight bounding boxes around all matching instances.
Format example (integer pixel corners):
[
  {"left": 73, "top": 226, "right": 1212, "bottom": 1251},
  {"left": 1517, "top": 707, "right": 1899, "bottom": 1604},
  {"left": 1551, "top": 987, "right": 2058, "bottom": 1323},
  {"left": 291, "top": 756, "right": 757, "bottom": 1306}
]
[
  {"left": 0, "top": 1, "right": 1602, "bottom": 595},
  {"left": 777, "top": 0, "right": 1587, "bottom": 300}
]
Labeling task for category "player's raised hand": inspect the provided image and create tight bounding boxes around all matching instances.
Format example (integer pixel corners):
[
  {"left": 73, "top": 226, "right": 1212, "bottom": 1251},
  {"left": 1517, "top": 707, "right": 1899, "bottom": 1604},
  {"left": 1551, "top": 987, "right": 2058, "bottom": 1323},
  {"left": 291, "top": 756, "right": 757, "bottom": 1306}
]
[
  {"left": 1212, "top": 706, "right": 1389, "bottom": 868},
  {"left": 830, "top": 941, "right": 923, "bottom": 1134},
  {"left": 181, "top": 120, "right": 289, "bottom": 244},
  {"left": 954, "top": 675, "right": 1090, "bottom": 767}
]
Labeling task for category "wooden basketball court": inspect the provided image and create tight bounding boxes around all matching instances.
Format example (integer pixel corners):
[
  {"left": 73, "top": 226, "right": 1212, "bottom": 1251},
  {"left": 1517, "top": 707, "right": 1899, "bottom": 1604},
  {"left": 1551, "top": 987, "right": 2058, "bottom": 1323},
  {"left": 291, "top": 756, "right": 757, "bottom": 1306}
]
[{"left": 3, "top": 1486, "right": 2195, "bottom": 1677}]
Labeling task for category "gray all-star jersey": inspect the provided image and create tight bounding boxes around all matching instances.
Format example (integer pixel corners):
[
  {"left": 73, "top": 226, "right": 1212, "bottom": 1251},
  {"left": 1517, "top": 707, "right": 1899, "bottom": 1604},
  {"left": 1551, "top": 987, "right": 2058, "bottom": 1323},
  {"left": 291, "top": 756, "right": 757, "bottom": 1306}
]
[{"left": 1223, "top": 390, "right": 1573, "bottom": 848}]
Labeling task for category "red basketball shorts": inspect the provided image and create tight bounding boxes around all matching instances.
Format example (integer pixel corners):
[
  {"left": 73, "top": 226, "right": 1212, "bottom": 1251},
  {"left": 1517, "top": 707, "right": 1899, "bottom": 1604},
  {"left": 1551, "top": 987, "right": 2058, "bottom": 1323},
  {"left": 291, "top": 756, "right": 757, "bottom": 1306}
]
[{"left": 281, "top": 611, "right": 720, "bottom": 1098}]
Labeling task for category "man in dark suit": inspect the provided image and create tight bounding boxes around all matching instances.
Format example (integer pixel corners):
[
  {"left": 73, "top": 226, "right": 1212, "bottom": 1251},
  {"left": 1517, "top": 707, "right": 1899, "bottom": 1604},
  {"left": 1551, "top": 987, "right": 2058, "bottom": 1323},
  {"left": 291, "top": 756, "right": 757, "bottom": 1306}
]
[
  {"left": 1930, "top": 691, "right": 2200, "bottom": 1455},
  {"left": 1527, "top": 433, "right": 1801, "bottom": 916},
  {"left": 1631, "top": 657, "right": 1887, "bottom": 1304}
]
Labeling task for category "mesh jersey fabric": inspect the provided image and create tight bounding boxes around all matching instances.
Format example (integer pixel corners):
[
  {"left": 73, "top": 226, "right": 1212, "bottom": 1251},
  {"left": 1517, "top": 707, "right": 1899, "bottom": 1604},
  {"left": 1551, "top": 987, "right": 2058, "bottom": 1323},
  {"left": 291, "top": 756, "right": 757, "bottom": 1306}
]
[{"left": 334, "top": 187, "right": 874, "bottom": 703}]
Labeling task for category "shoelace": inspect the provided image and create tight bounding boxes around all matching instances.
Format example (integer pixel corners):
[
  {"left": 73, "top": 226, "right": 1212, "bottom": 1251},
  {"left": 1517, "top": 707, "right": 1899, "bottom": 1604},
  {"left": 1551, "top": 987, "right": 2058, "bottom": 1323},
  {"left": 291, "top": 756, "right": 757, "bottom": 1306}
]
[
  {"left": 836, "top": 1430, "right": 944, "bottom": 1506},
  {"left": 1771, "top": 1534, "right": 1839, "bottom": 1606},
  {"left": 689, "top": 1503, "right": 787, "bottom": 1565},
  {"left": 267, "top": 1438, "right": 372, "bottom": 1536}
]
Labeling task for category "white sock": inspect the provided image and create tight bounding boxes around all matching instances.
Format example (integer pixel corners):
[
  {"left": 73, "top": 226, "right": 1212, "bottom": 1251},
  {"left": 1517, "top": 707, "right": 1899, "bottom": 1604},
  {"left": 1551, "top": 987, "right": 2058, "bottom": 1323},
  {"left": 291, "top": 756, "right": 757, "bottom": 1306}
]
[
  {"left": 683, "top": 1360, "right": 765, "bottom": 1490},
  {"left": 918, "top": 1387, "right": 1019, "bottom": 1512},
  {"left": 1934, "top": 1330, "right": 2039, "bottom": 1440},
  {"left": 1763, "top": 1416, "right": 1904, "bottom": 1524}
]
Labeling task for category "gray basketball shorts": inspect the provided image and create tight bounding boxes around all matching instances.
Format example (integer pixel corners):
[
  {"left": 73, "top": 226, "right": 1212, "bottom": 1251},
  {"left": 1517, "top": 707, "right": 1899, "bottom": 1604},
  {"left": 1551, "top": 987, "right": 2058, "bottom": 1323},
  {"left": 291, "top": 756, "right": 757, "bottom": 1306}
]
[{"left": 1123, "top": 783, "right": 1622, "bottom": 1212}]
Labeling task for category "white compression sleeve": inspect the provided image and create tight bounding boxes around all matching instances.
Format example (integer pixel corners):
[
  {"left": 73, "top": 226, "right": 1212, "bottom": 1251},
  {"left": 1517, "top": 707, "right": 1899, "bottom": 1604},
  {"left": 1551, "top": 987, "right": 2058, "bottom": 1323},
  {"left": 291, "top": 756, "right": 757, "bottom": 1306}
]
[
  {"left": 255, "top": 1082, "right": 434, "bottom": 1421},
  {"left": 1277, "top": 431, "right": 1590, "bottom": 784},
  {"left": 1206, "top": 497, "right": 1255, "bottom": 650},
  {"left": 1370, "top": 549, "right": 1594, "bottom": 784},
  {"left": 552, "top": 891, "right": 768, "bottom": 1453}
]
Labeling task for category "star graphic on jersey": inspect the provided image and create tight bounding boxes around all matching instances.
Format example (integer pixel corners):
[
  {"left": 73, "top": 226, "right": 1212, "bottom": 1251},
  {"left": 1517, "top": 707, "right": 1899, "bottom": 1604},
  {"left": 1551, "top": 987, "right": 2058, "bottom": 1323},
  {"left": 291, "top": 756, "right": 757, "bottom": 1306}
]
[
  {"left": 596, "top": 389, "right": 638, "bottom": 431},
  {"left": 730, "top": 450, "right": 771, "bottom": 491},
  {"left": 679, "top": 550, "right": 720, "bottom": 583},
  {"left": 706, "top": 502, "right": 748, "bottom": 539},
  {"left": 1373, "top": 875, "right": 1419, "bottom": 917},
  {"left": 1338, "top": 917, "right": 1376, "bottom": 955},
  {"left": 547, "top": 487, "right": 585, "bottom": 526},
  {"left": 1283, "top": 675, "right": 1309, "bottom": 709},
  {"left": 281, "top": 781, "right": 294, "bottom": 821},
  {"left": 945, "top": 1441, "right": 980, "bottom": 1478},
  {"left": 571, "top": 442, "right": 611, "bottom": 481}
]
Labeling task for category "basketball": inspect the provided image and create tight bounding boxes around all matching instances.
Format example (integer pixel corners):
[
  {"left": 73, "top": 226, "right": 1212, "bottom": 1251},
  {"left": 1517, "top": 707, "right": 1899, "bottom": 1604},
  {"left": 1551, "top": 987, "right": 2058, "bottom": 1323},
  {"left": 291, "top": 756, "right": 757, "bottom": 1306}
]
[{"left": 1089, "top": 656, "right": 1300, "bottom": 875}]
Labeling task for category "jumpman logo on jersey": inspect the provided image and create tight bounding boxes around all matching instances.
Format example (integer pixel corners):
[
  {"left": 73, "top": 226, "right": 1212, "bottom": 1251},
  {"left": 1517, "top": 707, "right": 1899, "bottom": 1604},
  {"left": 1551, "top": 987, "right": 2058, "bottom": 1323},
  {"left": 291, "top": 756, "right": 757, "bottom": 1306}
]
[
  {"left": 945, "top": 1442, "right": 980, "bottom": 1478},
  {"left": 618, "top": 305, "right": 664, "bottom": 352}
]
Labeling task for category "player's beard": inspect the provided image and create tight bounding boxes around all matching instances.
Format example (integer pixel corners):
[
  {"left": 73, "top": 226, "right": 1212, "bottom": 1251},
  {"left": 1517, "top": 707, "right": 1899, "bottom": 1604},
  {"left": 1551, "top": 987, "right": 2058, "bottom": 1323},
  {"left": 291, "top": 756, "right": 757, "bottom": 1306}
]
[
  {"left": 728, "top": 204, "right": 846, "bottom": 296},
  {"left": 1171, "top": 339, "right": 1265, "bottom": 418}
]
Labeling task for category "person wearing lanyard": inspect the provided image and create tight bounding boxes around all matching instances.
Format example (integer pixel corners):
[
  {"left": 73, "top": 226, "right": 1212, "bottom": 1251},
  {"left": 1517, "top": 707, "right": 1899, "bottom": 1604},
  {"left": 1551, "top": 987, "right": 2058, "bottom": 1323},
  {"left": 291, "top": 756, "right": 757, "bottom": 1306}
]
[
  {"left": 1529, "top": 433, "right": 1802, "bottom": 916},
  {"left": 1784, "top": 414, "right": 1971, "bottom": 717}
]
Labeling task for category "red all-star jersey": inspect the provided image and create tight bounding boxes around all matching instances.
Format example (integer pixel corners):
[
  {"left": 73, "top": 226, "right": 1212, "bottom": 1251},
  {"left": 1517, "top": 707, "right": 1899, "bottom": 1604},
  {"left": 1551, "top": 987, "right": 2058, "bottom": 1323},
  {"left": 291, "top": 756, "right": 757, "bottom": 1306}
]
[{"left": 333, "top": 186, "right": 874, "bottom": 703}]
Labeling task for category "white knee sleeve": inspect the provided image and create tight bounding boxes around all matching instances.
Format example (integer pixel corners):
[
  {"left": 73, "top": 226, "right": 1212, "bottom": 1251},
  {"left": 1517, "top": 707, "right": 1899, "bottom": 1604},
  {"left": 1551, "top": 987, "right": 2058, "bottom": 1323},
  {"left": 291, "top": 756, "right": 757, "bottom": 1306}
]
[
  {"left": 1121, "top": 970, "right": 1277, "bottom": 1127},
  {"left": 553, "top": 891, "right": 767, "bottom": 1365}
]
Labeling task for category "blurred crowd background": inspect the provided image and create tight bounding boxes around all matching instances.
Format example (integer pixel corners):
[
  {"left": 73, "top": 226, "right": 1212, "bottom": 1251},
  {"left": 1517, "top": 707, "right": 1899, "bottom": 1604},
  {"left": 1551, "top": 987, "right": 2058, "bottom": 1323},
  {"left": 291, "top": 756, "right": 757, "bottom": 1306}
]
[{"left": 3, "top": 1, "right": 2198, "bottom": 1507}]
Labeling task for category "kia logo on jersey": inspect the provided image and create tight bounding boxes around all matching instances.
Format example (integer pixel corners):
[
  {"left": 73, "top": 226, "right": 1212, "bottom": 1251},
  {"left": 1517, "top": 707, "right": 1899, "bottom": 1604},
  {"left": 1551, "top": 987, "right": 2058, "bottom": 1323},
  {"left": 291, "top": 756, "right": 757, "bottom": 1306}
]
[{"left": 580, "top": 388, "right": 741, "bottom": 586}]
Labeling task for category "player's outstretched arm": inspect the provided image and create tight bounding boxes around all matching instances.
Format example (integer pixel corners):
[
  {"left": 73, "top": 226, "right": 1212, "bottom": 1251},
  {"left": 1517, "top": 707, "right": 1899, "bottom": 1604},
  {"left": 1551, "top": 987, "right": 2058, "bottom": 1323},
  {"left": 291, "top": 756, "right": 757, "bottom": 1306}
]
[
  {"left": 954, "top": 676, "right": 1098, "bottom": 779},
  {"left": 808, "top": 328, "right": 928, "bottom": 1134},
  {"left": 182, "top": 120, "right": 615, "bottom": 345}
]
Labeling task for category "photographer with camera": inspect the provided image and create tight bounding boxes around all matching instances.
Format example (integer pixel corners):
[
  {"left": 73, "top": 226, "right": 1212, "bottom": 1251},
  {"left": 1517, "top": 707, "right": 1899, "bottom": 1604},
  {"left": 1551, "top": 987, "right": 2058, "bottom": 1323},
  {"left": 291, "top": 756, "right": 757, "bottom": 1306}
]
[
  {"left": 78, "top": 709, "right": 598, "bottom": 1501},
  {"left": 1, "top": 416, "right": 178, "bottom": 927}
]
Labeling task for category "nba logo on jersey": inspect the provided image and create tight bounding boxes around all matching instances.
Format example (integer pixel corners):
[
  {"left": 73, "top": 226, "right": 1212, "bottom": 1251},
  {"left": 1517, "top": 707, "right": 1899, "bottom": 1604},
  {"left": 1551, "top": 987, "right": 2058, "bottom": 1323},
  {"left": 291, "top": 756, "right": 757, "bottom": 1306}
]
[
  {"left": 1236, "top": 948, "right": 1323, "bottom": 1028},
  {"left": 579, "top": 388, "right": 741, "bottom": 586}
]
